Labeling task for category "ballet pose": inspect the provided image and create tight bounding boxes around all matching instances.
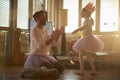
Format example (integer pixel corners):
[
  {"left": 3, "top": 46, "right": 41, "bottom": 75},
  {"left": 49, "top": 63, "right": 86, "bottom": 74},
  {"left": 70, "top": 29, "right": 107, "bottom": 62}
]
[{"left": 72, "top": 2, "right": 104, "bottom": 75}]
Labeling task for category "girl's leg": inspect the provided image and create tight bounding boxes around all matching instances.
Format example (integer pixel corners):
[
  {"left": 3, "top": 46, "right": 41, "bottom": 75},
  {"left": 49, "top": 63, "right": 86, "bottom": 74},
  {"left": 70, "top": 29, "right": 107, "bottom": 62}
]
[
  {"left": 86, "top": 53, "right": 97, "bottom": 75},
  {"left": 79, "top": 52, "right": 85, "bottom": 74}
]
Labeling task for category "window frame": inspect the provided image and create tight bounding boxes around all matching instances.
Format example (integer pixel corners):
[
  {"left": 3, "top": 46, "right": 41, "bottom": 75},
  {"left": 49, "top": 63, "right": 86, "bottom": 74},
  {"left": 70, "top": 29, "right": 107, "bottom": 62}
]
[
  {"left": 94, "top": 0, "right": 119, "bottom": 35},
  {"left": 61, "top": 0, "right": 120, "bottom": 35}
]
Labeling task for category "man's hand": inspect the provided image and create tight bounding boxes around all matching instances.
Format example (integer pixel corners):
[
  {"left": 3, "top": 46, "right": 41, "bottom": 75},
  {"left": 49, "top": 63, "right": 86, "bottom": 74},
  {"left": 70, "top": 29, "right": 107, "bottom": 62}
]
[
  {"left": 59, "top": 26, "right": 64, "bottom": 34},
  {"left": 52, "top": 27, "right": 65, "bottom": 41}
]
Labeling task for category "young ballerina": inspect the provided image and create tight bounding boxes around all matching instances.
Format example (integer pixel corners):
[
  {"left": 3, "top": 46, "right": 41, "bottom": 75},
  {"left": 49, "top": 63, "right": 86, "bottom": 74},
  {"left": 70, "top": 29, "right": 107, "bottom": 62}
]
[{"left": 72, "top": 2, "right": 104, "bottom": 75}]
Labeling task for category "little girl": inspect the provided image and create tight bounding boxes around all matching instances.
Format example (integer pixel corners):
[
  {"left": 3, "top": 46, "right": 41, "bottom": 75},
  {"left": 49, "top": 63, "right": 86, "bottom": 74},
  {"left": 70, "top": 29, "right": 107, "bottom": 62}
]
[{"left": 72, "top": 2, "right": 104, "bottom": 75}]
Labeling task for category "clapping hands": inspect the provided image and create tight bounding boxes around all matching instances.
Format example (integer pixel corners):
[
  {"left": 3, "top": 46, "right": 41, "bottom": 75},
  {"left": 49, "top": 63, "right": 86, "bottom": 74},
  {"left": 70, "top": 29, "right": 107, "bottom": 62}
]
[{"left": 52, "top": 27, "right": 64, "bottom": 41}]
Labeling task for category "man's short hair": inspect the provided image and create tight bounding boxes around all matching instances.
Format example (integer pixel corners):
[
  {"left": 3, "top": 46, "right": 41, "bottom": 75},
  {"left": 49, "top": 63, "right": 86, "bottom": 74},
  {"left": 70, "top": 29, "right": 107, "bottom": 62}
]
[{"left": 33, "top": 10, "right": 45, "bottom": 22}]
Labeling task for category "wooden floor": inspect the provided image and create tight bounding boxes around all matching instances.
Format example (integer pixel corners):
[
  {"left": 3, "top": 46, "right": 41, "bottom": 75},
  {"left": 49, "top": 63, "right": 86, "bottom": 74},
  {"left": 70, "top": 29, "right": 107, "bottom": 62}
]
[
  {"left": 0, "top": 52, "right": 120, "bottom": 80},
  {"left": 0, "top": 64, "right": 120, "bottom": 80}
]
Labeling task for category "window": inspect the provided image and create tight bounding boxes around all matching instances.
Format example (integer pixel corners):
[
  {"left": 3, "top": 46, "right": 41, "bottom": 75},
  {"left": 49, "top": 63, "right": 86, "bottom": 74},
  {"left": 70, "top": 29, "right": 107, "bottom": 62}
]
[
  {"left": 17, "top": 0, "right": 29, "bottom": 29},
  {"left": 63, "top": 0, "right": 78, "bottom": 33},
  {"left": 0, "top": 0, "right": 9, "bottom": 27},
  {"left": 100, "top": 0, "right": 119, "bottom": 32},
  {"left": 63, "top": 0, "right": 119, "bottom": 34},
  {"left": 33, "top": 0, "right": 44, "bottom": 14}
]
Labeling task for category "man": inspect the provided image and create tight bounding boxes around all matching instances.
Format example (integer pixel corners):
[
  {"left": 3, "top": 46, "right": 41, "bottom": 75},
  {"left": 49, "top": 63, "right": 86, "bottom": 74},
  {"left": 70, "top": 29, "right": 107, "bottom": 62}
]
[{"left": 24, "top": 10, "right": 65, "bottom": 74}]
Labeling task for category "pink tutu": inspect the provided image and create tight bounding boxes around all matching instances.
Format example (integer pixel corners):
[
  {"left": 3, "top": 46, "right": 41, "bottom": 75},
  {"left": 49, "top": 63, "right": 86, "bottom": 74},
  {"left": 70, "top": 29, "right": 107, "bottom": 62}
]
[
  {"left": 24, "top": 54, "right": 57, "bottom": 68},
  {"left": 73, "top": 35, "right": 104, "bottom": 53}
]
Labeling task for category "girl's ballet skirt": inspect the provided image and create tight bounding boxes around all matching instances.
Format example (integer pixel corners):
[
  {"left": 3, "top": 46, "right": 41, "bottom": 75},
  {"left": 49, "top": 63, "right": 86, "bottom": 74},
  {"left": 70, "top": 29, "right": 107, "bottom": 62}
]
[{"left": 73, "top": 35, "right": 104, "bottom": 53}]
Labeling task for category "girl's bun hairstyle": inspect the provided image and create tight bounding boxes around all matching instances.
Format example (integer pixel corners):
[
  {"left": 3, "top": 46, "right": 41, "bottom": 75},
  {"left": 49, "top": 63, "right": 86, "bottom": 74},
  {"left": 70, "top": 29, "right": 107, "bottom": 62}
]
[{"left": 83, "top": 2, "right": 95, "bottom": 15}]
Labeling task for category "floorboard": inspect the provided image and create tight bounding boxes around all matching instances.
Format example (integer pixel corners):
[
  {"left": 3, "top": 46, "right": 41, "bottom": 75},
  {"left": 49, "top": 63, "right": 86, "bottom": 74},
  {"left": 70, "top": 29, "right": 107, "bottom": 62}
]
[{"left": 0, "top": 65, "right": 120, "bottom": 80}]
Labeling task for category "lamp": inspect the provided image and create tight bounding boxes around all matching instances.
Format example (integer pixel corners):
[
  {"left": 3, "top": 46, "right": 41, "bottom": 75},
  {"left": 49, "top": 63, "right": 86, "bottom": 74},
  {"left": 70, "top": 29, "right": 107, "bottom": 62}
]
[
  {"left": 60, "top": 9, "right": 68, "bottom": 55},
  {"left": 60, "top": 9, "right": 68, "bottom": 27}
]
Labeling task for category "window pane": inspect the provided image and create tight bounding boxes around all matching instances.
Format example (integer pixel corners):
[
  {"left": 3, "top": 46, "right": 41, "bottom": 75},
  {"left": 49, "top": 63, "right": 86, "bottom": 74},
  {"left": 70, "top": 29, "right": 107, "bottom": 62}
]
[
  {"left": 100, "top": 0, "right": 118, "bottom": 32},
  {"left": 0, "top": 0, "right": 9, "bottom": 27},
  {"left": 82, "top": 0, "right": 96, "bottom": 30},
  {"left": 17, "top": 0, "right": 29, "bottom": 29},
  {"left": 33, "top": 0, "right": 44, "bottom": 14},
  {"left": 63, "top": 0, "right": 78, "bottom": 33}
]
